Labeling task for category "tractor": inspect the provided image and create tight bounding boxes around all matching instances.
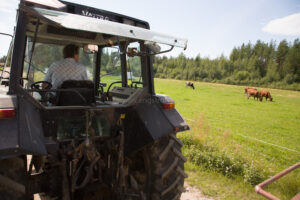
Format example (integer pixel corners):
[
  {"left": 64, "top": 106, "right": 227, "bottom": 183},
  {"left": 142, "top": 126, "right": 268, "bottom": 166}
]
[{"left": 0, "top": 0, "right": 189, "bottom": 199}]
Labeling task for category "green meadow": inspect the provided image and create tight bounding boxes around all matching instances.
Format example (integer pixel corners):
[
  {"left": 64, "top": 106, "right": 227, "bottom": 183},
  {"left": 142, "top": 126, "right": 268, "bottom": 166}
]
[{"left": 155, "top": 78, "right": 300, "bottom": 200}]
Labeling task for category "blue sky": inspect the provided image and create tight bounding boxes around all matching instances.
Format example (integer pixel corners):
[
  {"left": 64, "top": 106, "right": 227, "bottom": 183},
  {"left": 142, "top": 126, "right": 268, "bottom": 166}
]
[{"left": 0, "top": 0, "right": 299, "bottom": 59}]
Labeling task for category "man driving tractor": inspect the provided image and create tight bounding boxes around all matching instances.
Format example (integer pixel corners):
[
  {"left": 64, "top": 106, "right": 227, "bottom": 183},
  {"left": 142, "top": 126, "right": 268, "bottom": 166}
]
[{"left": 43, "top": 44, "right": 88, "bottom": 89}]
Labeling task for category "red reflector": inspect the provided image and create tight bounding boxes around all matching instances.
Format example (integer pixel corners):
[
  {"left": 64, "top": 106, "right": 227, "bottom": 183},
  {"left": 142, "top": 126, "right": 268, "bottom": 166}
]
[
  {"left": 163, "top": 102, "right": 175, "bottom": 110},
  {"left": 0, "top": 109, "right": 16, "bottom": 119}
]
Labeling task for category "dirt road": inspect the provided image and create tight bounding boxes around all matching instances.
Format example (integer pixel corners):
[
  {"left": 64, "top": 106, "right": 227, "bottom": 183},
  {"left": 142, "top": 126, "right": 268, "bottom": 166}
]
[
  {"left": 33, "top": 183, "right": 213, "bottom": 200},
  {"left": 181, "top": 183, "right": 214, "bottom": 200}
]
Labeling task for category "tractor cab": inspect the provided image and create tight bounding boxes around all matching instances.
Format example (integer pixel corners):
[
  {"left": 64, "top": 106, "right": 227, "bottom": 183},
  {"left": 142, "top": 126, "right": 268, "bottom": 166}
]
[{"left": 11, "top": 0, "right": 187, "bottom": 109}]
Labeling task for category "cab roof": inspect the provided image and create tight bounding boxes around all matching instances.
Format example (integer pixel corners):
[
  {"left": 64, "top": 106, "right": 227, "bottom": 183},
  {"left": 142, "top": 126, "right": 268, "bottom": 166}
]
[{"left": 22, "top": 0, "right": 188, "bottom": 49}]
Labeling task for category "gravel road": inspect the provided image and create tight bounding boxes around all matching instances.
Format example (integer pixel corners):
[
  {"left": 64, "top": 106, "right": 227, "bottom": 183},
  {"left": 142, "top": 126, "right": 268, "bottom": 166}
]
[
  {"left": 181, "top": 183, "right": 214, "bottom": 200},
  {"left": 33, "top": 183, "right": 213, "bottom": 200}
]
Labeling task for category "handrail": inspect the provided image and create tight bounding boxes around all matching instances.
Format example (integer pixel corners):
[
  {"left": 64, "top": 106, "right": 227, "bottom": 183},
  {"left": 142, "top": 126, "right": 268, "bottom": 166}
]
[{"left": 255, "top": 162, "right": 300, "bottom": 200}]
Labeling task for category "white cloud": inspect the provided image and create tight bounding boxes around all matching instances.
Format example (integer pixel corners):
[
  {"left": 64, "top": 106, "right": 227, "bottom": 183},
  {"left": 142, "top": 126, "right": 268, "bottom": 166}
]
[{"left": 262, "top": 13, "right": 300, "bottom": 36}]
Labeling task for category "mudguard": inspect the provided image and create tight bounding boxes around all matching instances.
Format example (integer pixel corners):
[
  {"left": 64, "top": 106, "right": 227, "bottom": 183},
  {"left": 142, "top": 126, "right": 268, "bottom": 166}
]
[
  {"left": 0, "top": 92, "right": 47, "bottom": 159},
  {"left": 123, "top": 95, "right": 189, "bottom": 156},
  {"left": 155, "top": 94, "right": 190, "bottom": 132},
  {"left": 18, "top": 95, "right": 47, "bottom": 155}
]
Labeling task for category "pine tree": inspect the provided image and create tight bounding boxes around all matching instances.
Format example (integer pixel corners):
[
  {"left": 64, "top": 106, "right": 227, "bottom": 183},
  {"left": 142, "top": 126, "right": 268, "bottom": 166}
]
[{"left": 276, "top": 40, "right": 289, "bottom": 77}]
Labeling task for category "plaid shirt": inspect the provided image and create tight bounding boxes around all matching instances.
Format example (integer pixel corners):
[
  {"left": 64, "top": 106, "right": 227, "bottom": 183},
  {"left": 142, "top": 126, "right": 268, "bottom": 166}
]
[{"left": 44, "top": 58, "right": 88, "bottom": 89}]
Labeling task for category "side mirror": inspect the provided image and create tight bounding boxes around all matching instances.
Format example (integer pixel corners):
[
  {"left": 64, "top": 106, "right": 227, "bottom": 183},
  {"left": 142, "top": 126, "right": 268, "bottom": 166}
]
[
  {"left": 144, "top": 41, "right": 161, "bottom": 54},
  {"left": 125, "top": 41, "right": 172, "bottom": 57},
  {"left": 83, "top": 44, "right": 98, "bottom": 54}
]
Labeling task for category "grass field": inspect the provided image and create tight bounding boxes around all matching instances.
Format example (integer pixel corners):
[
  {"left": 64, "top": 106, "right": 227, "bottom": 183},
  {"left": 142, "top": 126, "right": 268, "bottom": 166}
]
[{"left": 154, "top": 78, "right": 300, "bottom": 200}]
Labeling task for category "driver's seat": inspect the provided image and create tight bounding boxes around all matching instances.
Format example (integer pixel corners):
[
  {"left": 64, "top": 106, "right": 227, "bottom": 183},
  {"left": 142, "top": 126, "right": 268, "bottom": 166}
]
[{"left": 56, "top": 80, "right": 95, "bottom": 106}]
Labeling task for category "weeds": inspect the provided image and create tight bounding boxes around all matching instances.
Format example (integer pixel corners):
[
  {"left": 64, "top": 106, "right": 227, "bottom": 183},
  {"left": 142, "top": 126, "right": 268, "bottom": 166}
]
[{"left": 179, "top": 133, "right": 265, "bottom": 186}]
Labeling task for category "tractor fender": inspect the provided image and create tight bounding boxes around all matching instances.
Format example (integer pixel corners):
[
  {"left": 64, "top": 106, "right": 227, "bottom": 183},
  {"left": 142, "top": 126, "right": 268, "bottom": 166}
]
[
  {"left": 0, "top": 90, "right": 47, "bottom": 160},
  {"left": 123, "top": 94, "right": 189, "bottom": 156},
  {"left": 155, "top": 94, "right": 190, "bottom": 132}
]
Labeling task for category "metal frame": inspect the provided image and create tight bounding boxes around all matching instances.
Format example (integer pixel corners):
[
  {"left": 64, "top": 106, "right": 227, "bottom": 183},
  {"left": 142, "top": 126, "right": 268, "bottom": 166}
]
[
  {"left": 8, "top": 10, "right": 27, "bottom": 95},
  {"left": 255, "top": 162, "right": 300, "bottom": 200}
]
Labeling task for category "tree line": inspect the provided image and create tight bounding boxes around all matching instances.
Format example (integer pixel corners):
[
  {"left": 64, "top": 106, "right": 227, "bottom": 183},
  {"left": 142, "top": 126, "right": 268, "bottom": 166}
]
[{"left": 153, "top": 39, "right": 300, "bottom": 90}]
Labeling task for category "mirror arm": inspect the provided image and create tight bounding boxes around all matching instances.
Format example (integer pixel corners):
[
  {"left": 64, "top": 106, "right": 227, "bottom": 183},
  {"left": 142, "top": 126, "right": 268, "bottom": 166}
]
[
  {"left": 126, "top": 45, "right": 174, "bottom": 57},
  {"left": 151, "top": 45, "right": 174, "bottom": 55},
  {"left": 0, "top": 32, "right": 13, "bottom": 38}
]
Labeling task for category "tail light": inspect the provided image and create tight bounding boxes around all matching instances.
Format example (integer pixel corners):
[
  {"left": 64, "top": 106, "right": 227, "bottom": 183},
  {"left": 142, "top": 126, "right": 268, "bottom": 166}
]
[
  {"left": 0, "top": 108, "right": 16, "bottom": 119},
  {"left": 162, "top": 102, "right": 175, "bottom": 110},
  {"left": 156, "top": 94, "right": 175, "bottom": 110}
]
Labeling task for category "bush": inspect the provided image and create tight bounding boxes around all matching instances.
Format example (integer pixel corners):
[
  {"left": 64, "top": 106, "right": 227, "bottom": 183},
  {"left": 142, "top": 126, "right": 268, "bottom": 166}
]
[
  {"left": 243, "top": 163, "right": 264, "bottom": 185},
  {"left": 179, "top": 134, "right": 265, "bottom": 185}
]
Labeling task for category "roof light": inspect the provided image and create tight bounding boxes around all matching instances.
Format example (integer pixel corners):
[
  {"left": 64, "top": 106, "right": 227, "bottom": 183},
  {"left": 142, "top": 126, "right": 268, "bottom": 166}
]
[
  {"left": 163, "top": 102, "right": 175, "bottom": 110},
  {"left": 0, "top": 109, "right": 16, "bottom": 119}
]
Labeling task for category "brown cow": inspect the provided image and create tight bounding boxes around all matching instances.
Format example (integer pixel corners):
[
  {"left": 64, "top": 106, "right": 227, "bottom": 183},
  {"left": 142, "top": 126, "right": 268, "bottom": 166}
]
[
  {"left": 186, "top": 81, "right": 195, "bottom": 89},
  {"left": 260, "top": 90, "right": 273, "bottom": 101},
  {"left": 247, "top": 89, "right": 262, "bottom": 101},
  {"left": 244, "top": 87, "right": 257, "bottom": 94}
]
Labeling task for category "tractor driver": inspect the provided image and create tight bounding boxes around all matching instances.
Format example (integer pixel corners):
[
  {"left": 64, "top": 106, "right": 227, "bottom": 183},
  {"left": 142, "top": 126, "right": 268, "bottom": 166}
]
[{"left": 43, "top": 44, "right": 88, "bottom": 89}]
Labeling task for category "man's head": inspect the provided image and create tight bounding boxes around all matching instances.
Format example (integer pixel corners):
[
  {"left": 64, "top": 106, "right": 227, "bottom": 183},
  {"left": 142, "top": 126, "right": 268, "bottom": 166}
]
[{"left": 63, "top": 44, "right": 79, "bottom": 62}]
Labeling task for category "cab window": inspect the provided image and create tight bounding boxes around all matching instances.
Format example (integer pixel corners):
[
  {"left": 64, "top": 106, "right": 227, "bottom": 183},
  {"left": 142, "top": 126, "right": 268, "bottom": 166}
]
[{"left": 22, "top": 38, "right": 94, "bottom": 89}]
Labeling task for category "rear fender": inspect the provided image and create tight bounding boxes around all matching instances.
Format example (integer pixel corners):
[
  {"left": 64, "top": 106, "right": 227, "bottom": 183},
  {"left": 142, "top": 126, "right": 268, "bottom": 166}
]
[
  {"left": 0, "top": 90, "right": 47, "bottom": 159},
  {"left": 123, "top": 94, "right": 189, "bottom": 156},
  {"left": 155, "top": 94, "right": 190, "bottom": 132}
]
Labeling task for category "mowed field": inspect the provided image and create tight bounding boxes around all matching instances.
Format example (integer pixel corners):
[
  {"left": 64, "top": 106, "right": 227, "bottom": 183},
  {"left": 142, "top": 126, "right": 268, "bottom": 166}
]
[{"left": 154, "top": 78, "right": 300, "bottom": 200}]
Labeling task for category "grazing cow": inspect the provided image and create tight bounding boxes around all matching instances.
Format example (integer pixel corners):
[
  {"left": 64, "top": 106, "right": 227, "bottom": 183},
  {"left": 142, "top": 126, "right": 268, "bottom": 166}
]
[
  {"left": 260, "top": 90, "right": 273, "bottom": 101},
  {"left": 186, "top": 81, "right": 195, "bottom": 89},
  {"left": 247, "top": 89, "right": 262, "bottom": 101}
]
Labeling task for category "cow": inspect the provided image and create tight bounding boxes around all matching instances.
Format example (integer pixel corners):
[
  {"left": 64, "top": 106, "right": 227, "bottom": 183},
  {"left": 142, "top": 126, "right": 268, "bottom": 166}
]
[
  {"left": 186, "top": 81, "right": 195, "bottom": 89},
  {"left": 247, "top": 89, "right": 262, "bottom": 101},
  {"left": 260, "top": 90, "right": 273, "bottom": 101},
  {"left": 244, "top": 87, "right": 257, "bottom": 95}
]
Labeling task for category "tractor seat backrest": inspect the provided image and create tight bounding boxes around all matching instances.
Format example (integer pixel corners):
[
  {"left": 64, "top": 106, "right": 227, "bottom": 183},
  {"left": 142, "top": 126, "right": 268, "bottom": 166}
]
[{"left": 57, "top": 80, "right": 95, "bottom": 106}]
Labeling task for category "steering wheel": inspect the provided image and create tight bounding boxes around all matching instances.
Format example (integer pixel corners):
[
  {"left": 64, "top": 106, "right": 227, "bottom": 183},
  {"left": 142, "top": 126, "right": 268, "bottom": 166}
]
[
  {"left": 0, "top": 70, "right": 10, "bottom": 74},
  {"left": 31, "top": 81, "right": 52, "bottom": 90},
  {"left": 30, "top": 81, "right": 53, "bottom": 103},
  {"left": 107, "top": 81, "right": 122, "bottom": 93}
]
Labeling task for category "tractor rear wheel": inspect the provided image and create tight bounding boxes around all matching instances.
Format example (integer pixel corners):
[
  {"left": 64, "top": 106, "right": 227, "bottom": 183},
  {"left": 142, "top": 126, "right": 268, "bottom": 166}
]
[
  {"left": 129, "top": 133, "right": 187, "bottom": 200},
  {"left": 0, "top": 157, "right": 27, "bottom": 200}
]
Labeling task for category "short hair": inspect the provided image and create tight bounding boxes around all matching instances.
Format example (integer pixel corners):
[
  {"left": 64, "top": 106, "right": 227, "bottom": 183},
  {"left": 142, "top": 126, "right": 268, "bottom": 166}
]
[{"left": 63, "top": 44, "right": 79, "bottom": 58}]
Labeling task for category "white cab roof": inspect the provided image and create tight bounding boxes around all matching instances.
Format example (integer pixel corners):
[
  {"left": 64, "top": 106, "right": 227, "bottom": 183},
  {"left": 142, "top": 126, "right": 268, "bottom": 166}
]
[
  {"left": 24, "top": 0, "right": 66, "bottom": 9},
  {"left": 33, "top": 7, "right": 188, "bottom": 49}
]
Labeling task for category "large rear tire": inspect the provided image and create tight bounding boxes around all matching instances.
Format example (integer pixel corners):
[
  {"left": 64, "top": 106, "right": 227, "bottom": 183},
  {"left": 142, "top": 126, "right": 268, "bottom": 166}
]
[
  {"left": 0, "top": 157, "right": 27, "bottom": 200},
  {"left": 129, "top": 133, "right": 187, "bottom": 200}
]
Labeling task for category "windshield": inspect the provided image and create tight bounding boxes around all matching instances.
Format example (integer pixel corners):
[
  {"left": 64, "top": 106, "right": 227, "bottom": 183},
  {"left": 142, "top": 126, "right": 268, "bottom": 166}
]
[
  {"left": 127, "top": 42, "right": 143, "bottom": 84},
  {"left": 100, "top": 45, "right": 122, "bottom": 90},
  {"left": 100, "top": 42, "right": 143, "bottom": 92}
]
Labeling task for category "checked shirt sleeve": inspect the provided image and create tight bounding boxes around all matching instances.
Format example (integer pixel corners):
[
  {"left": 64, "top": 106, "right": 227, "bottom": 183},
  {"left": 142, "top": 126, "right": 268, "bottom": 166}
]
[{"left": 43, "top": 63, "right": 56, "bottom": 83}]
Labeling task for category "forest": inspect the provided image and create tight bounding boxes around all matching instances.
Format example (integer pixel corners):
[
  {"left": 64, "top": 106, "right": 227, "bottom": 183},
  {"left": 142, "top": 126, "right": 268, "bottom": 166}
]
[{"left": 153, "top": 39, "right": 300, "bottom": 90}]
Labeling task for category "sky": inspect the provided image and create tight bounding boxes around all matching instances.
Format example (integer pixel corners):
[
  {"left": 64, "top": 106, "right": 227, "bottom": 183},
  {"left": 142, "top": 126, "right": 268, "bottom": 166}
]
[{"left": 0, "top": 0, "right": 299, "bottom": 59}]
